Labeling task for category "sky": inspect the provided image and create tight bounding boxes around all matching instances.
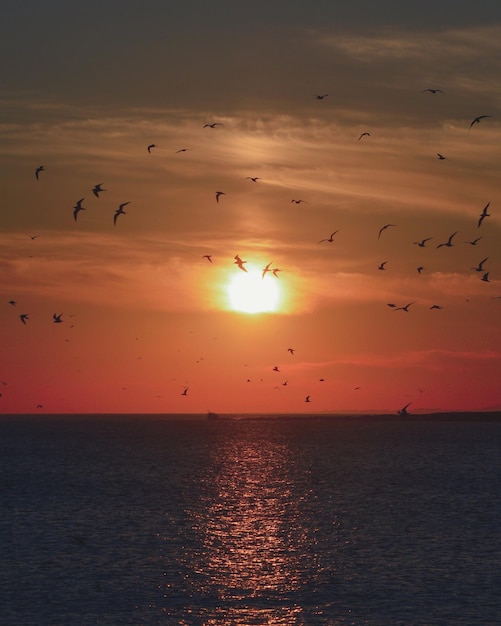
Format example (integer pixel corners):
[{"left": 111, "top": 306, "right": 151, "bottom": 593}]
[{"left": 1, "top": 1, "right": 500, "bottom": 414}]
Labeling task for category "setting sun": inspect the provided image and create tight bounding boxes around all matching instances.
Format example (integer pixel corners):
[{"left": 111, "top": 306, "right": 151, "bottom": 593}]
[{"left": 227, "top": 269, "right": 281, "bottom": 313}]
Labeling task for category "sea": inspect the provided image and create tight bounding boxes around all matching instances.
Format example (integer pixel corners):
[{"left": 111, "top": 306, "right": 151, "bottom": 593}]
[{"left": 1, "top": 413, "right": 499, "bottom": 626}]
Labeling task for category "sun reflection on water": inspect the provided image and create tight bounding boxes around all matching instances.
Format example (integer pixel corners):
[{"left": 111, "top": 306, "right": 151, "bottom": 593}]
[{"left": 188, "top": 423, "right": 315, "bottom": 625}]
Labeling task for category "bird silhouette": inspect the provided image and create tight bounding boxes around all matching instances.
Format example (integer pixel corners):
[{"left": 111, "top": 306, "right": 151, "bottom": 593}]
[
  {"left": 481, "top": 272, "right": 490, "bottom": 282},
  {"left": 234, "top": 254, "right": 248, "bottom": 272},
  {"left": 215, "top": 191, "right": 225, "bottom": 203},
  {"left": 114, "top": 202, "right": 130, "bottom": 225},
  {"left": 92, "top": 183, "right": 106, "bottom": 198},
  {"left": 378, "top": 224, "right": 396, "bottom": 239},
  {"left": 464, "top": 237, "right": 482, "bottom": 246},
  {"left": 469, "top": 115, "right": 492, "bottom": 129},
  {"left": 477, "top": 202, "right": 490, "bottom": 227},
  {"left": 147, "top": 144, "right": 157, "bottom": 153},
  {"left": 73, "top": 198, "right": 85, "bottom": 222},
  {"left": 262, "top": 262, "right": 273, "bottom": 279},
  {"left": 35, "top": 165, "right": 45, "bottom": 180},
  {"left": 358, "top": 132, "right": 371, "bottom": 140},
  {"left": 202, "top": 255, "right": 213, "bottom": 263},
  {"left": 203, "top": 122, "right": 223, "bottom": 128},
  {"left": 394, "top": 302, "right": 414, "bottom": 312},
  {"left": 471, "top": 257, "right": 488, "bottom": 272},
  {"left": 437, "top": 153, "right": 446, "bottom": 160},
  {"left": 53, "top": 313, "right": 63, "bottom": 323},
  {"left": 19, "top": 313, "right": 29, "bottom": 324},
  {"left": 397, "top": 402, "right": 411, "bottom": 415},
  {"left": 422, "top": 89, "right": 445, "bottom": 94},
  {"left": 318, "top": 230, "right": 339, "bottom": 243},
  {"left": 378, "top": 261, "right": 388, "bottom": 270},
  {"left": 314, "top": 94, "right": 328, "bottom": 99},
  {"left": 245, "top": 177, "right": 261, "bottom": 182},
  {"left": 436, "top": 231, "right": 458, "bottom": 248},
  {"left": 414, "top": 237, "right": 432, "bottom": 247}
]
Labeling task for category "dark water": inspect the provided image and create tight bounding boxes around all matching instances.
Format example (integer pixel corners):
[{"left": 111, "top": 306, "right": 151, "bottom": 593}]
[{"left": 1, "top": 414, "right": 499, "bottom": 625}]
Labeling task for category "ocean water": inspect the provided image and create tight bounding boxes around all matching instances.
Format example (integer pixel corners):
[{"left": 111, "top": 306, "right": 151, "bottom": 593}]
[{"left": 0, "top": 414, "right": 499, "bottom": 626}]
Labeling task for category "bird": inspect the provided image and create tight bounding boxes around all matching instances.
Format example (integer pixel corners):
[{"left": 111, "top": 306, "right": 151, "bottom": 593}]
[
  {"left": 477, "top": 202, "right": 490, "bottom": 227},
  {"left": 469, "top": 115, "right": 492, "bottom": 129},
  {"left": 417, "top": 266, "right": 424, "bottom": 274},
  {"left": 19, "top": 313, "right": 29, "bottom": 324},
  {"left": 472, "top": 257, "right": 488, "bottom": 272},
  {"left": 378, "top": 224, "right": 396, "bottom": 239},
  {"left": 378, "top": 261, "right": 388, "bottom": 270},
  {"left": 422, "top": 88, "right": 445, "bottom": 94},
  {"left": 202, "top": 255, "right": 213, "bottom": 263},
  {"left": 291, "top": 199, "right": 307, "bottom": 204},
  {"left": 92, "top": 183, "right": 106, "bottom": 198},
  {"left": 234, "top": 254, "right": 248, "bottom": 272},
  {"left": 288, "top": 348, "right": 295, "bottom": 355},
  {"left": 430, "top": 305, "right": 443, "bottom": 310},
  {"left": 147, "top": 144, "right": 157, "bottom": 153},
  {"left": 272, "top": 268, "right": 281, "bottom": 277},
  {"left": 29, "top": 235, "right": 40, "bottom": 240},
  {"left": 314, "top": 94, "right": 328, "bottom": 99},
  {"left": 272, "top": 366, "right": 280, "bottom": 372},
  {"left": 203, "top": 122, "right": 223, "bottom": 128},
  {"left": 53, "top": 313, "right": 63, "bottom": 323},
  {"left": 394, "top": 302, "right": 414, "bottom": 312},
  {"left": 114, "top": 202, "right": 130, "bottom": 225},
  {"left": 414, "top": 237, "right": 432, "bottom": 247},
  {"left": 437, "top": 153, "right": 446, "bottom": 160},
  {"left": 35, "top": 165, "right": 45, "bottom": 180},
  {"left": 175, "top": 148, "right": 190, "bottom": 153},
  {"left": 181, "top": 387, "right": 189, "bottom": 396},
  {"left": 8, "top": 300, "right": 16, "bottom": 306},
  {"left": 215, "top": 191, "right": 225, "bottom": 203},
  {"left": 73, "top": 198, "right": 85, "bottom": 222},
  {"left": 262, "top": 262, "right": 273, "bottom": 279},
  {"left": 481, "top": 272, "right": 490, "bottom": 282},
  {"left": 358, "top": 132, "right": 371, "bottom": 140},
  {"left": 245, "top": 177, "right": 261, "bottom": 182},
  {"left": 465, "top": 237, "right": 482, "bottom": 246},
  {"left": 436, "top": 231, "right": 458, "bottom": 248},
  {"left": 397, "top": 402, "right": 411, "bottom": 415},
  {"left": 304, "top": 395, "right": 311, "bottom": 402},
  {"left": 318, "top": 230, "right": 339, "bottom": 243}
]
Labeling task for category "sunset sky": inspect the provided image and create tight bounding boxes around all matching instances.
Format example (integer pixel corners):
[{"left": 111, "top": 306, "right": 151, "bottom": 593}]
[{"left": 1, "top": 1, "right": 500, "bottom": 414}]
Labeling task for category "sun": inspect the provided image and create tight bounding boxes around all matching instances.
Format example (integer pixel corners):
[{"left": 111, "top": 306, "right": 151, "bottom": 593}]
[{"left": 227, "top": 269, "right": 281, "bottom": 313}]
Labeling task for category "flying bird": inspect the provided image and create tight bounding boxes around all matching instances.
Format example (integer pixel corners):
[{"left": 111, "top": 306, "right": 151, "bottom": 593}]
[
  {"left": 477, "top": 202, "right": 490, "bottom": 227},
  {"left": 288, "top": 348, "right": 295, "bottom": 355},
  {"left": 147, "top": 144, "right": 157, "bottom": 153},
  {"left": 234, "top": 254, "right": 248, "bottom": 272},
  {"left": 304, "top": 395, "right": 311, "bottom": 402},
  {"left": 481, "top": 272, "right": 490, "bottom": 282},
  {"left": 29, "top": 235, "right": 40, "bottom": 240},
  {"left": 414, "top": 237, "right": 432, "bottom": 247},
  {"left": 472, "top": 257, "right": 488, "bottom": 272},
  {"left": 417, "top": 266, "right": 424, "bottom": 274},
  {"left": 314, "top": 94, "right": 328, "bottom": 99},
  {"left": 19, "top": 313, "right": 29, "bottom": 325},
  {"left": 437, "top": 153, "right": 446, "bottom": 160},
  {"left": 291, "top": 199, "right": 307, "bottom": 204},
  {"left": 215, "top": 191, "right": 225, "bottom": 203},
  {"left": 378, "top": 224, "right": 396, "bottom": 239},
  {"left": 8, "top": 300, "right": 16, "bottom": 306},
  {"left": 469, "top": 115, "right": 492, "bottom": 129},
  {"left": 398, "top": 402, "right": 411, "bottom": 415},
  {"left": 53, "top": 313, "right": 63, "bottom": 323},
  {"left": 272, "top": 366, "right": 280, "bottom": 372},
  {"left": 73, "top": 198, "right": 85, "bottom": 222},
  {"left": 92, "top": 183, "right": 106, "bottom": 198},
  {"left": 318, "top": 230, "right": 339, "bottom": 243},
  {"left": 175, "top": 148, "right": 190, "bottom": 153},
  {"left": 358, "top": 132, "right": 371, "bottom": 140},
  {"left": 436, "top": 231, "right": 458, "bottom": 248},
  {"left": 202, "top": 254, "right": 213, "bottom": 263},
  {"left": 262, "top": 262, "right": 273, "bottom": 279},
  {"left": 378, "top": 261, "right": 388, "bottom": 270},
  {"left": 245, "top": 177, "right": 261, "bottom": 182},
  {"left": 203, "top": 122, "right": 223, "bottom": 128},
  {"left": 181, "top": 387, "right": 189, "bottom": 396},
  {"left": 422, "top": 88, "right": 445, "bottom": 94},
  {"left": 272, "top": 268, "right": 281, "bottom": 277},
  {"left": 430, "top": 305, "right": 443, "bottom": 310},
  {"left": 35, "top": 165, "right": 45, "bottom": 180},
  {"left": 394, "top": 302, "right": 414, "bottom": 312},
  {"left": 465, "top": 237, "right": 482, "bottom": 246},
  {"left": 114, "top": 202, "right": 130, "bottom": 225}
]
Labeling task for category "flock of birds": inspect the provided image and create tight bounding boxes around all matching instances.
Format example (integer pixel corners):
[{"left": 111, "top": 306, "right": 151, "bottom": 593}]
[{"left": 3, "top": 90, "right": 499, "bottom": 414}]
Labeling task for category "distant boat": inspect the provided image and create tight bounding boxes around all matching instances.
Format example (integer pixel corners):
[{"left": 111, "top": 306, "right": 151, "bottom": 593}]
[{"left": 207, "top": 411, "right": 219, "bottom": 420}]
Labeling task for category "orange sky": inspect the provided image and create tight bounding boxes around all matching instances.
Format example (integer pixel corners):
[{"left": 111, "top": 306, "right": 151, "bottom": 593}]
[{"left": 1, "top": 3, "right": 500, "bottom": 414}]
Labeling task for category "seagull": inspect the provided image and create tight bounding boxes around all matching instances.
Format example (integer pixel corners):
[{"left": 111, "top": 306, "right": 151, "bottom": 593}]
[
  {"left": 417, "top": 266, "right": 424, "bottom": 274},
  {"left": 469, "top": 115, "right": 492, "bottom": 129},
  {"left": 414, "top": 237, "right": 432, "bottom": 247},
  {"left": 422, "top": 88, "right": 445, "bottom": 94},
  {"left": 304, "top": 395, "right": 311, "bottom": 402},
  {"left": 245, "top": 177, "right": 261, "bottom": 182},
  {"left": 437, "top": 153, "right": 446, "bottom": 160},
  {"left": 203, "top": 122, "right": 223, "bottom": 128},
  {"left": 181, "top": 387, "right": 189, "bottom": 396},
  {"left": 358, "top": 132, "right": 371, "bottom": 140},
  {"left": 397, "top": 402, "right": 411, "bottom": 416},
  {"left": 436, "top": 231, "right": 458, "bottom": 248},
  {"left": 318, "top": 230, "right": 339, "bottom": 243},
  {"left": 394, "top": 302, "right": 414, "bottom": 312},
  {"left": 378, "top": 224, "right": 396, "bottom": 239},
  {"left": 92, "top": 183, "right": 106, "bottom": 198},
  {"left": 262, "top": 262, "right": 273, "bottom": 279},
  {"left": 272, "top": 268, "right": 281, "bottom": 277},
  {"left": 430, "top": 305, "right": 442, "bottom": 310},
  {"left": 53, "top": 313, "right": 63, "bottom": 323},
  {"left": 472, "top": 257, "right": 488, "bottom": 272},
  {"left": 215, "top": 191, "right": 225, "bottom": 203},
  {"left": 273, "top": 366, "right": 280, "bottom": 372},
  {"left": 29, "top": 235, "right": 40, "bottom": 240},
  {"left": 147, "top": 144, "right": 157, "bottom": 153},
  {"left": 481, "top": 272, "right": 490, "bottom": 282},
  {"left": 175, "top": 148, "right": 191, "bottom": 153},
  {"left": 202, "top": 254, "right": 213, "bottom": 263},
  {"left": 35, "top": 165, "right": 45, "bottom": 180},
  {"left": 477, "top": 202, "right": 490, "bottom": 227},
  {"left": 19, "top": 313, "right": 29, "bottom": 325},
  {"left": 73, "top": 198, "right": 85, "bottom": 222},
  {"left": 291, "top": 199, "right": 307, "bottom": 204},
  {"left": 314, "top": 94, "right": 328, "bottom": 99},
  {"left": 8, "top": 300, "right": 16, "bottom": 306},
  {"left": 378, "top": 261, "right": 388, "bottom": 270},
  {"left": 288, "top": 348, "right": 295, "bottom": 355},
  {"left": 114, "top": 202, "right": 130, "bottom": 225},
  {"left": 234, "top": 254, "right": 248, "bottom": 272},
  {"left": 465, "top": 237, "right": 482, "bottom": 246}
]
